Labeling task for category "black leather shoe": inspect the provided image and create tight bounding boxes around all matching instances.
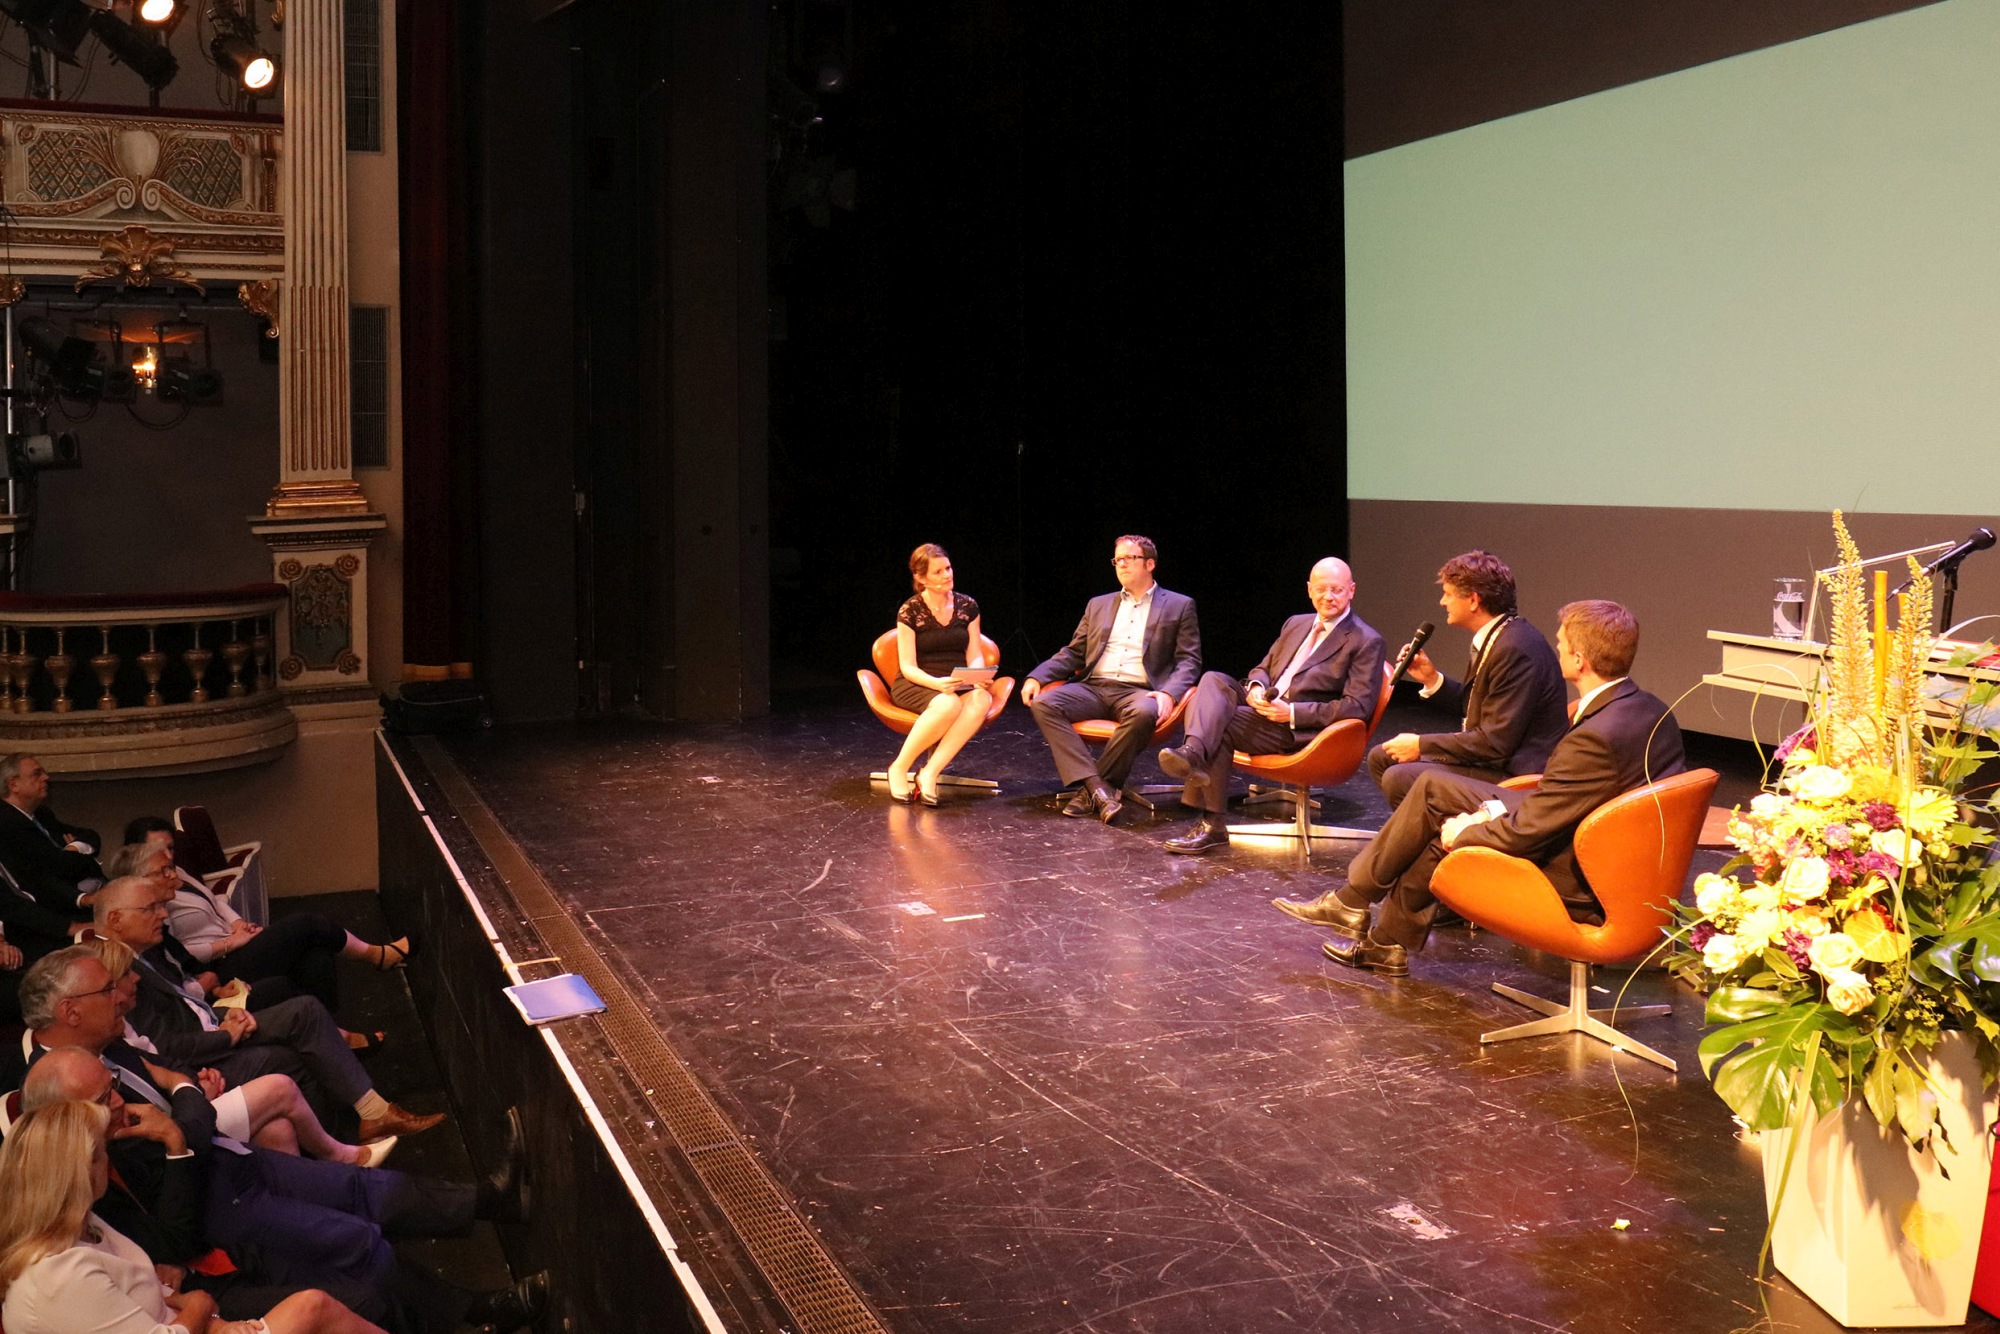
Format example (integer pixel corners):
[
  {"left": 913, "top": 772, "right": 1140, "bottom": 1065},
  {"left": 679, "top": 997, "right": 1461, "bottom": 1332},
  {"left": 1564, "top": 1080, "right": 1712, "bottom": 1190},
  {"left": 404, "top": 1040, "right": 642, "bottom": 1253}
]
[
  {"left": 1271, "top": 890, "right": 1371, "bottom": 939},
  {"left": 1062, "top": 786, "right": 1098, "bottom": 818},
  {"left": 465, "top": 1270, "right": 548, "bottom": 1334},
  {"left": 1089, "top": 778, "right": 1123, "bottom": 824},
  {"left": 475, "top": 1106, "right": 531, "bottom": 1224},
  {"left": 1322, "top": 935, "right": 1409, "bottom": 977},
  {"left": 1164, "top": 816, "right": 1229, "bottom": 855},
  {"left": 1157, "top": 745, "right": 1195, "bottom": 779}
]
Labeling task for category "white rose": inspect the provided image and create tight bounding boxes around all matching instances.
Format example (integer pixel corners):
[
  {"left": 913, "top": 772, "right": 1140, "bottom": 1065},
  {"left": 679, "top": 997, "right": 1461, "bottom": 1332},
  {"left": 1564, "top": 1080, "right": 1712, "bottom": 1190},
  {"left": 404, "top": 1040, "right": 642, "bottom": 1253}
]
[
  {"left": 1873, "top": 828, "right": 1925, "bottom": 868},
  {"left": 1825, "top": 967, "right": 1875, "bottom": 1016},
  {"left": 1788, "top": 912, "right": 1829, "bottom": 938},
  {"left": 1702, "top": 932, "right": 1753, "bottom": 974},
  {"left": 1738, "top": 907, "right": 1783, "bottom": 951},
  {"left": 1694, "top": 873, "right": 1739, "bottom": 918},
  {"left": 1808, "top": 931, "right": 1865, "bottom": 975},
  {"left": 1787, "top": 766, "right": 1853, "bottom": 803},
  {"left": 1750, "top": 793, "right": 1790, "bottom": 818},
  {"left": 1779, "top": 856, "right": 1831, "bottom": 904}
]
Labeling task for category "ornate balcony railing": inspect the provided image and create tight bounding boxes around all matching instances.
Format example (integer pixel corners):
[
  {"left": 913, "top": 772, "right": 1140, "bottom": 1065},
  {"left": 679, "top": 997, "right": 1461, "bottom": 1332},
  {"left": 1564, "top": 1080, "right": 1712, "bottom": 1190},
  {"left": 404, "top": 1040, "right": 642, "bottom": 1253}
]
[
  {"left": 0, "top": 584, "right": 296, "bottom": 777},
  {"left": 0, "top": 100, "right": 283, "bottom": 284}
]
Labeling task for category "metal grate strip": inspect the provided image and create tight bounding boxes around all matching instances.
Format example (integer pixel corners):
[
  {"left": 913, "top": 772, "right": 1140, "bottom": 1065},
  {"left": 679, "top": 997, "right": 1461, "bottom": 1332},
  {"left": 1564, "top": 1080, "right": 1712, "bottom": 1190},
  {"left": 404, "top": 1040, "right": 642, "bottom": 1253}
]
[{"left": 411, "top": 738, "right": 891, "bottom": 1334}]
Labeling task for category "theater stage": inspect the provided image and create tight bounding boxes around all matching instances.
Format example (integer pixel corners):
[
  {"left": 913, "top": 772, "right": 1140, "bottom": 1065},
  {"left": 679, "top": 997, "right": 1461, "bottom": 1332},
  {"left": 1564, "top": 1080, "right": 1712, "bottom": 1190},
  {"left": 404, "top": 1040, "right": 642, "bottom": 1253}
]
[{"left": 376, "top": 700, "right": 2000, "bottom": 1334}]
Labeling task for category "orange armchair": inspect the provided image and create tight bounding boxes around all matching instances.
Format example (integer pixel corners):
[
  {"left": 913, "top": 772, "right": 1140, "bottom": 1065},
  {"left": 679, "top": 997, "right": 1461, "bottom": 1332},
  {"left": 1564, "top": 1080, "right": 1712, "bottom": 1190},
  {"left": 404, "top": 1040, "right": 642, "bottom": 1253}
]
[
  {"left": 857, "top": 629, "right": 1015, "bottom": 791},
  {"left": 1071, "top": 688, "right": 1194, "bottom": 813},
  {"left": 1428, "top": 767, "right": 1719, "bottom": 1072},
  {"left": 1227, "top": 663, "right": 1396, "bottom": 853}
]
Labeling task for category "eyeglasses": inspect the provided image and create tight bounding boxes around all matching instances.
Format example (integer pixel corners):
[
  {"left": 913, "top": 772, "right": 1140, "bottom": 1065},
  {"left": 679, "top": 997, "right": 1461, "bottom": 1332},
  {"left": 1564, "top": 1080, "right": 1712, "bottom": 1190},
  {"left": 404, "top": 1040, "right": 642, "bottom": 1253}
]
[
  {"left": 65, "top": 982, "right": 118, "bottom": 1002},
  {"left": 1111, "top": 555, "right": 1148, "bottom": 566}
]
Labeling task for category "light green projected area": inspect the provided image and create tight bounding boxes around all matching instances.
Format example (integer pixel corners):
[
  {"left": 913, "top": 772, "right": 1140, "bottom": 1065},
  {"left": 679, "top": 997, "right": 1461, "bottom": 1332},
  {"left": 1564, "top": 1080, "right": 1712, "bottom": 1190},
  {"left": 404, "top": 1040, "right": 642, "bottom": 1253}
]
[{"left": 1345, "top": 0, "right": 2000, "bottom": 514}]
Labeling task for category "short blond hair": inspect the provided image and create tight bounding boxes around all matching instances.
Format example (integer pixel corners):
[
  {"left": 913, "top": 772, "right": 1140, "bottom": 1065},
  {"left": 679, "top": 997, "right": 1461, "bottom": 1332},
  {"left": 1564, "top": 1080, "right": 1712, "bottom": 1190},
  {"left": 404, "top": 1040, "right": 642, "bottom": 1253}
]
[
  {"left": 1559, "top": 600, "right": 1640, "bottom": 679},
  {"left": 0, "top": 1099, "right": 111, "bottom": 1294}
]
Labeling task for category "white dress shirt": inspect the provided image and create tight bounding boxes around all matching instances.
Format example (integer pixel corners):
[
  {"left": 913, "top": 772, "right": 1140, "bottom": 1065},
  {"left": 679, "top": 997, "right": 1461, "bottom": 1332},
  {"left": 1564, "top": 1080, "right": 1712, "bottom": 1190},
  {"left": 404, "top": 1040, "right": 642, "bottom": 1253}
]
[
  {"left": 1096, "top": 586, "right": 1154, "bottom": 685},
  {"left": 1420, "top": 613, "right": 1507, "bottom": 701}
]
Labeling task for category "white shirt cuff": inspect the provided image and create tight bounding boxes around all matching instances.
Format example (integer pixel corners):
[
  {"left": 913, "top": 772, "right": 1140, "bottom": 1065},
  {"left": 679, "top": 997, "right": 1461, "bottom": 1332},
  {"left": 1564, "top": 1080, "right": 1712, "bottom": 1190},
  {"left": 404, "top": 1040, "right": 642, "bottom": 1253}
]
[{"left": 1418, "top": 675, "right": 1444, "bottom": 699}]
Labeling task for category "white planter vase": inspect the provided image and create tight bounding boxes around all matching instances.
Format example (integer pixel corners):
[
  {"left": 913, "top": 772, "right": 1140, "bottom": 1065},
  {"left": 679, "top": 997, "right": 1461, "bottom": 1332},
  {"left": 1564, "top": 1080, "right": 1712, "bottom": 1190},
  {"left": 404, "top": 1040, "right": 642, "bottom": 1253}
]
[{"left": 1761, "top": 1033, "right": 1994, "bottom": 1328}]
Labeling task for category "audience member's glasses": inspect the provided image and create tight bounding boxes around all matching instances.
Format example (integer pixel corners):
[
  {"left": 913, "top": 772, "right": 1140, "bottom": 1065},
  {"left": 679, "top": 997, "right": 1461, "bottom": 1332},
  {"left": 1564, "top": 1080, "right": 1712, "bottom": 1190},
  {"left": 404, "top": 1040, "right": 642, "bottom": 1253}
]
[
  {"left": 66, "top": 982, "right": 118, "bottom": 1001},
  {"left": 1111, "top": 555, "right": 1146, "bottom": 565}
]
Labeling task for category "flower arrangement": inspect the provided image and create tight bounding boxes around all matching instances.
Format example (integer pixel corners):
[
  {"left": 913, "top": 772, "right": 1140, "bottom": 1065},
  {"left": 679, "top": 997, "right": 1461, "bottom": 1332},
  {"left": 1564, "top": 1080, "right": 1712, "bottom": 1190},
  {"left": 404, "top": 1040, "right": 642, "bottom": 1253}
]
[{"left": 1671, "top": 512, "right": 2000, "bottom": 1153}]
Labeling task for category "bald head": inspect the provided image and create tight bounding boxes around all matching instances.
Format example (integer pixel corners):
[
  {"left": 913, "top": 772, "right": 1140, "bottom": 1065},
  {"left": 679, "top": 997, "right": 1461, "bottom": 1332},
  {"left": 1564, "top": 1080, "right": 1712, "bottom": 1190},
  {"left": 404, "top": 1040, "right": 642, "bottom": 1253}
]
[
  {"left": 1307, "top": 558, "right": 1355, "bottom": 623},
  {"left": 21, "top": 1046, "right": 112, "bottom": 1114},
  {"left": 94, "top": 874, "right": 167, "bottom": 949}
]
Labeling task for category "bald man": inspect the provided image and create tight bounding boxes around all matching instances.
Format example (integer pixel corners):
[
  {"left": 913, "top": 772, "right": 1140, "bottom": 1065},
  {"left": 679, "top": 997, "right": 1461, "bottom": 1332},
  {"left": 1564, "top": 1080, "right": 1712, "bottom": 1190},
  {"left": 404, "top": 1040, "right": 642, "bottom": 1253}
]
[{"left": 1159, "top": 558, "right": 1386, "bottom": 854}]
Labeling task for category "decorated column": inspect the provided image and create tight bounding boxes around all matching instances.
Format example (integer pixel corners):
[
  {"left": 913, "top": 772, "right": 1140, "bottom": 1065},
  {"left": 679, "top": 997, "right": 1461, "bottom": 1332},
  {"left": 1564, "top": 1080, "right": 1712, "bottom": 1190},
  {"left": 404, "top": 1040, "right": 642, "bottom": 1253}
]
[{"left": 249, "top": 0, "right": 386, "bottom": 692}]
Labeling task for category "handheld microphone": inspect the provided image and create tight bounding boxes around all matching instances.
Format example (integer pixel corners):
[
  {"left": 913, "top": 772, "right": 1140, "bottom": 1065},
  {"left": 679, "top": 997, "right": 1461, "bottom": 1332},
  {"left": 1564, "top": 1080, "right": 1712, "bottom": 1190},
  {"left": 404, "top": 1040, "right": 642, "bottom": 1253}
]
[
  {"left": 1387, "top": 622, "right": 1436, "bottom": 688},
  {"left": 1924, "top": 526, "right": 1996, "bottom": 575}
]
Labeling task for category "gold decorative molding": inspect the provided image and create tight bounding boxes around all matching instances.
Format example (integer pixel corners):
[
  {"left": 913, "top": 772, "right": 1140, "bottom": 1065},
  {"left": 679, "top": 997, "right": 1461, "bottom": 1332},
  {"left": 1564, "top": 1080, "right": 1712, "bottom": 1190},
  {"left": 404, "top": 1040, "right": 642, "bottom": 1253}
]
[
  {"left": 0, "top": 276, "right": 22, "bottom": 307},
  {"left": 265, "top": 479, "right": 372, "bottom": 517},
  {"left": 75, "top": 224, "right": 204, "bottom": 294},
  {"left": 237, "top": 278, "right": 279, "bottom": 333}
]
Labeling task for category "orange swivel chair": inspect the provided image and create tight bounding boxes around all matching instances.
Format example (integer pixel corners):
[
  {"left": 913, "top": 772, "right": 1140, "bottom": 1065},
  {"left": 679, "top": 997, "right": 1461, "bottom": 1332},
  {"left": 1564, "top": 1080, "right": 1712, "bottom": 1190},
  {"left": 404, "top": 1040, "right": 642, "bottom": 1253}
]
[
  {"left": 857, "top": 629, "right": 1015, "bottom": 792},
  {"left": 1227, "top": 663, "right": 1396, "bottom": 854},
  {"left": 1070, "top": 688, "right": 1195, "bottom": 814},
  {"left": 1428, "top": 767, "right": 1719, "bottom": 1072}
]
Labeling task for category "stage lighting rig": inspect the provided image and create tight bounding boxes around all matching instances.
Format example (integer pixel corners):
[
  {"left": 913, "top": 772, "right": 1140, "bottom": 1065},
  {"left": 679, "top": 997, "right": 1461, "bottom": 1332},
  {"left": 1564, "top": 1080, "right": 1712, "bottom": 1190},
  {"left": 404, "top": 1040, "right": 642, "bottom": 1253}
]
[
  {"left": 208, "top": 1, "right": 276, "bottom": 94},
  {"left": 1, "top": 430, "right": 82, "bottom": 477},
  {"left": 18, "top": 316, "right": 104, "bottom": 401},
  {"left": 87, "top": 9, "right": 179, "bottom": 98},
  {"left": 138, "top": 0, "right": 179, "bottom": 25}
]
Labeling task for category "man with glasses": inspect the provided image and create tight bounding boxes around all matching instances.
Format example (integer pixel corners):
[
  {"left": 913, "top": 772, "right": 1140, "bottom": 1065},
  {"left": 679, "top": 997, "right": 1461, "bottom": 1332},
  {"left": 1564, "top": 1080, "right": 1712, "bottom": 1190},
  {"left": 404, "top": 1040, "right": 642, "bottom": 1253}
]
[
  {"left": 0, "top": 753, "right": 104, "bottom": 919},
  {"left": 94, "top": 874, "right": 442, "bottom": 1141},
  {"left": 1157, "top": 557, "right": 1384, "bottom": 854},
  {"left": 1021, "top": 535, "right": 1202, "bottom": 822}
]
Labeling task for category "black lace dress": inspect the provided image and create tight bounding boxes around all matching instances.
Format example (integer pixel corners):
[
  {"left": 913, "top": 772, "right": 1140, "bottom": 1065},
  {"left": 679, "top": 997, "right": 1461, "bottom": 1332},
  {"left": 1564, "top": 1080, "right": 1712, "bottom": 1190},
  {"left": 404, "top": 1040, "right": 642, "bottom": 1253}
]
[{"left": 890, "top": 591, "right": 980, "bottom": 711}]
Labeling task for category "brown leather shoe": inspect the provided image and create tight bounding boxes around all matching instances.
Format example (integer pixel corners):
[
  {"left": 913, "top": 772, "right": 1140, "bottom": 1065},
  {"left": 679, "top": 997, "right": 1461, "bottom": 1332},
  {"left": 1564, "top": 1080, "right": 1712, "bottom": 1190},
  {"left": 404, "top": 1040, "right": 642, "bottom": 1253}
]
[
  {"left": 1164, "top": 816, "right": 1230, "bottom": 855},
  {"left": 1087, "top": 777, "right": 1123, "bottom": 824},
  {"left": 358, "top": 1103, "right": 447, "bottom": 1141},
  {"left": 1321, "top": 934, "right": 1409, "bottom": 977},
  {"left": 1271, "top": 890, "right": 1370, "bottom": 939}
]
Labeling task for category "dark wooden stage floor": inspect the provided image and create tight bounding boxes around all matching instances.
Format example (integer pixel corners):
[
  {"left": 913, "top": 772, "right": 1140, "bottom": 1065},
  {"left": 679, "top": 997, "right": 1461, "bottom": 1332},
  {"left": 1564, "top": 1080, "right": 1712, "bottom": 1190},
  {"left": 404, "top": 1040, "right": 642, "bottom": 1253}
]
[{"left": 410, "top": 697, "right": 2000, "bottom": 1334}]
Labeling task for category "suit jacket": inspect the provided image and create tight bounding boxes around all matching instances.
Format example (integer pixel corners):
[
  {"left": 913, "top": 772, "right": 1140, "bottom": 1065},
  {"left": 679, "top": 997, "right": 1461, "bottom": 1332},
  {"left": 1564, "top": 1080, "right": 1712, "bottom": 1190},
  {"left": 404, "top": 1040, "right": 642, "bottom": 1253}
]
[
  {"left": 1029, "top": 586, "right": 1202, "bottom": 697},
  {"left": 1453, "top": 678, "right": 1686, "bottom": 916},
  {"left": 1421, "top": 616, "right": 1569, "bottom": 777},
  {"left": 0, "top": 801, "right": 102, "bottom": 920},
  {"left": 1245, "top": 612, "right": 1386, "bottom": 738},
  {"left": 0, "top": 857, "right": 78, "bottom": 958},
  {"left": 129, "top": 952, "right": 239, "bottom": 1067}
]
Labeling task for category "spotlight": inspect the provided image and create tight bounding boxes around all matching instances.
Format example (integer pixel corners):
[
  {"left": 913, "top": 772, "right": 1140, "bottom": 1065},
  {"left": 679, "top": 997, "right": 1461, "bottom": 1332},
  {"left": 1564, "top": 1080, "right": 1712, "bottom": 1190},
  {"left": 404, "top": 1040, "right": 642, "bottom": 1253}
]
[
  {"left": 4, "top": 431, "right": 82, "bottom": 474},
  {"left": 18, "top": 316, "right": 102, "bottom": 400},
  {"left": 87, "top": 10, "right": 177, "bottom": 90},
  {"left": 137, "top": 0, "right": 176, "bottom": 23},
  {"left": 157, "top": 357, "right": 222, "bottom": 405},
  {"left": 0, "top": 0, "right": 92, "bottom": 63},
  {"left": 212, "top": 34, "right": 273, "bottom": 90}
]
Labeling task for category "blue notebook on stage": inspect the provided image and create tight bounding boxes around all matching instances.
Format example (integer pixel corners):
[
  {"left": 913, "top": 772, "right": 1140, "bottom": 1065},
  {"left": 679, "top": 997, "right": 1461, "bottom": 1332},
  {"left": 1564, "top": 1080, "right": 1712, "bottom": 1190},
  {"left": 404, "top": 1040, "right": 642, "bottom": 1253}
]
[{"left": 503, "top": 973, "right": 607, "bottom": 1026}]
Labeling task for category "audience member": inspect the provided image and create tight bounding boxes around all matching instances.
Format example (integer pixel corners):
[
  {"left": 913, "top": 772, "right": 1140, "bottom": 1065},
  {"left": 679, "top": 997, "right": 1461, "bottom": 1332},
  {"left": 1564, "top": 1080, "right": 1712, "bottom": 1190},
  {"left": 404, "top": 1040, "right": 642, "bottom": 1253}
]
[{"left": 0, "top": 755, "right": 103, "bottom": 921}]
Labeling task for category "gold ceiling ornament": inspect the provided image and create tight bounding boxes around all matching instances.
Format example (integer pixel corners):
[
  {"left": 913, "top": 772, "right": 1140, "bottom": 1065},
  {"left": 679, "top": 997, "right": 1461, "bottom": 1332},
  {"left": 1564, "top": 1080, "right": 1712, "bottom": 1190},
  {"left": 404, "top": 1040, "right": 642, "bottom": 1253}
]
[
  {"left": 0, "top": 277, "right": 21, "bottom": 308},
  {"left": 237, "top": 278, "right": 279, "bottom": 334},
  {"left": 74, "top": 224, "right": 205, "bottom": 295}
]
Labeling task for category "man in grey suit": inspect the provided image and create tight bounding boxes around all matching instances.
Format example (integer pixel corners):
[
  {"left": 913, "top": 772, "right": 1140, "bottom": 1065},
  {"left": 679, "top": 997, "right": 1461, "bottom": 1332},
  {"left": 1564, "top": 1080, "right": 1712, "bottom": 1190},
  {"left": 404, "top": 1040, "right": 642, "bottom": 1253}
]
[
  {"left": 1023, "top": 535, "right": 1202, "bottom": 823},
  {"left": 1157, "top": 557, "right": 1385, "bottom": 854},
  {"left": 1276, "top": 600, "right": 1685, "bottom": 975},
  {"left": 1366, "top": 550, "right": 1567, "bottom": 809}
]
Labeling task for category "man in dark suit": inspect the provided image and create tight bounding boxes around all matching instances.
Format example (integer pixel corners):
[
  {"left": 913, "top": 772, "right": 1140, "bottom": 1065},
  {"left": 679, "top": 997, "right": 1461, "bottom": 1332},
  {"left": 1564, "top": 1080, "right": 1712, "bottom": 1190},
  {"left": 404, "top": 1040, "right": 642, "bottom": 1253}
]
[
  {"left": 96, "top": 874, "right": 443, "bottom": 1140},
  {"left": 1275, "top": 600, "right": 1685, "bottom": 975},
  {"left": 0, "top": 752, "right": 104, "bottom": 920},
  {"left": 1156, "top": 557, "right": 1386, "bottom": 855},
  {"left": 1023, "top": 535, "right": 1202, "bottom": 823},
  {"left": 1366, "top": 551, "right": 1567, "bottom": 809},
  {"left": 0, "top": 856, "right": 86, "bottom": 1023}
]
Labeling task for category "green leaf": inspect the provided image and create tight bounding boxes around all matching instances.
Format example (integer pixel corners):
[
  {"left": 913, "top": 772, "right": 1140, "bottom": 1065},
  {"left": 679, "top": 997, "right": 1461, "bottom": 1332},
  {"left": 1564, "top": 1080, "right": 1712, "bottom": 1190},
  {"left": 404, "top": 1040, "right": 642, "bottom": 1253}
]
[
  {"left": 1894, "top": 1054, "right": 1936, "bottom": 1144},
  {"left": 1763, "top": 947, "right": 1802, "bottom": 980},
  {"left": 1863, "top": 1050, "right": 1898, "bottom": 1127},
  {"left": 1705, "top": 986, "right": 1793, "bottom": 1025},
  {"left": 1846, "top": 913, "right": 1907, "bottom": 964},
  {"left": 1698, "top": 1000, "right": 1861, "bottom": 1130}
]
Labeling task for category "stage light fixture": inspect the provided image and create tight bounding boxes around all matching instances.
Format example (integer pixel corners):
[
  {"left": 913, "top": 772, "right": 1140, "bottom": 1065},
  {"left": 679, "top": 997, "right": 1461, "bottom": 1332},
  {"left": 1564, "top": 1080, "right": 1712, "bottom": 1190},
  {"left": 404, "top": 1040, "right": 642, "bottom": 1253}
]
[
  {"left": 18, "top": 316, "right": 103, "bottom": 399},
  {"left": 0, "top": 0, "right": 93, "bottom": 63},
  {"left": 137, "top": 0, "right": 176, "bottom": 23},
  {"left": 157, "top": 356, "right": 222, "bottom": 405},
  {"left": 87, "top": 10, "right": 178, "bottom": 90},
  {"left": 208, "top": 3, "right": 275, "bottom": 95},
  {"left": 4, "top": 431, "right": 82, "bottom": 474}
]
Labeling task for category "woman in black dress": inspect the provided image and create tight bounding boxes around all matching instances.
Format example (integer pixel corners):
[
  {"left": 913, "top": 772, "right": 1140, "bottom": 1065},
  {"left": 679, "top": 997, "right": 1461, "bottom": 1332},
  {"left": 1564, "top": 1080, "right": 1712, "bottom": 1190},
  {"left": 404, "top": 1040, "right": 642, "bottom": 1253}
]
[{"left": 886, "top": 543, "right": 995, "bottom": 805}]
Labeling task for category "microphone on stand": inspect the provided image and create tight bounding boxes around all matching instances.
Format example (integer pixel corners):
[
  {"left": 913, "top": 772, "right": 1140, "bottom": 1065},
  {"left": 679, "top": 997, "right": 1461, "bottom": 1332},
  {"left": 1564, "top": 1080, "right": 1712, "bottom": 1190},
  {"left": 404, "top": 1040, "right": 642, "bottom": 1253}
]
[
  {"left": 1923, "top": 526, "right": 1995, "bottom": 575},
  {"left": 1387, "top": 622, "right": 1437, "bottom": 689}
]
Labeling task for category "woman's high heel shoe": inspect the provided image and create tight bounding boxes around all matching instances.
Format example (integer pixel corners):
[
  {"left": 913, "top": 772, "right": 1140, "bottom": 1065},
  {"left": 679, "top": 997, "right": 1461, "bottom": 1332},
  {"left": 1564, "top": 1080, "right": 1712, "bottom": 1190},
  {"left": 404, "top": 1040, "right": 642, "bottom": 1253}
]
[
  {"left": 885, "top": 771, "right": 915, "bottom": 803},
  {"left": 916, "top": 771, "right": 941, "bottom": 807}
]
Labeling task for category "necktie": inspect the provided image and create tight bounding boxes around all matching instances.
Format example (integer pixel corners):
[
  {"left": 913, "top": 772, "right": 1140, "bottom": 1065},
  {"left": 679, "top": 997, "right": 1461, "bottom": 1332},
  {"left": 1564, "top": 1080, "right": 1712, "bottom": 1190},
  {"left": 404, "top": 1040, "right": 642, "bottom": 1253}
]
[
  {"left": 1273, "top": 621, "right": 1330, "bottom": 701},
  {"left": 107, "top": 1056, "right": 251, "bottom": 1153}
]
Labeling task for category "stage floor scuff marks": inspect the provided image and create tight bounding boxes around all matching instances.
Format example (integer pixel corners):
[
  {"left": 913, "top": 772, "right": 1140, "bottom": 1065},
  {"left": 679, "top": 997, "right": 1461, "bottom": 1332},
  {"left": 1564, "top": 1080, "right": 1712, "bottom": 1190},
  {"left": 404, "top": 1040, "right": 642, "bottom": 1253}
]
[{"left": 412, "top": 702, "right": 2000, "bottom": 1334}]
